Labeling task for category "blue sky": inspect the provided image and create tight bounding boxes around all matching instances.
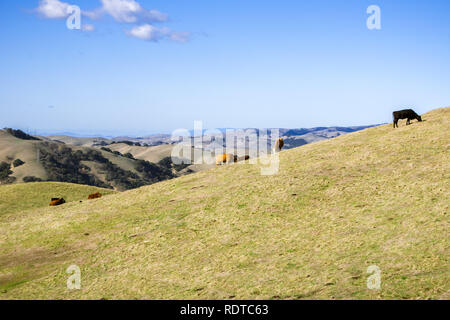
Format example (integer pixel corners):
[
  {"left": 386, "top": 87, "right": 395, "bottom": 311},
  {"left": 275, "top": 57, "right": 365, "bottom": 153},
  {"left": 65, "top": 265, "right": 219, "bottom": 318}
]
[{"left": 0, "top": 0, "right": 449, "bottom": 136}]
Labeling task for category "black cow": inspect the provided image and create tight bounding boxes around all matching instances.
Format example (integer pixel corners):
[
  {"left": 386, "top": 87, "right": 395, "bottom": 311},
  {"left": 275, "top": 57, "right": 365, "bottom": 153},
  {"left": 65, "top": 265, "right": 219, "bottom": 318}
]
[{"left": 393, "top": 109, "right": 422, "bottom": 128}]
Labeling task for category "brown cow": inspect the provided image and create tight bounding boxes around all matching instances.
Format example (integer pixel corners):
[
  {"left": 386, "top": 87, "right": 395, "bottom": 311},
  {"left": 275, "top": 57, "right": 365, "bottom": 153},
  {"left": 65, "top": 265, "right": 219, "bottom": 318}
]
[
  {"left": 88, "top": 192, "right": 102, "bottom": 200},
  {"left": 216, "top": 153, "right": 238, "bottom": 165},
  {"left": 49, "top": 198, "right": 65, "bottom": 206},
  {"left": 273, "top": 138, "right": 284, "bottom": 153}
]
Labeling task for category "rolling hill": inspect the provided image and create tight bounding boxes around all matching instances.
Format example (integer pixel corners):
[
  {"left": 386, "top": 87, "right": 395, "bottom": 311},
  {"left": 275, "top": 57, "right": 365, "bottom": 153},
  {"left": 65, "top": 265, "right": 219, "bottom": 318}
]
[
  {"left": 0, "top": 132, "right": 188, "bottom": 191},
  {"left": 1, "top": 124, "right": 376, "bottom": 188},
  {"left": 47, "top": 127, "right": 376, "bottom": 150},
  {"left": 0, "top": 107, "right": 448, "bottom": 299}
]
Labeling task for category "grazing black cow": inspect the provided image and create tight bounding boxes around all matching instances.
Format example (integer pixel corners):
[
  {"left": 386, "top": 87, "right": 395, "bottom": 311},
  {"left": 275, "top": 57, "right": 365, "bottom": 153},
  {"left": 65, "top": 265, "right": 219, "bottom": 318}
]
[{"left": 393, "top": 109, "right": 422, "bottom": 128}]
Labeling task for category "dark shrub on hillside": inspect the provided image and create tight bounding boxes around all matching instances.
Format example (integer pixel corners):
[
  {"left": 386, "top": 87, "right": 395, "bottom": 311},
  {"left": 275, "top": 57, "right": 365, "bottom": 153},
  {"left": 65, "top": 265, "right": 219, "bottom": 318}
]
[
  {"left": 101, "top": 147, "right": 113, "bottom": 153},
  {"left": 13, "top": 159, "right": 25, "bottom": 168},
  {"left": 0, "top": 162, "right": 15, "bottom": 184},
  {"left": 93, "top": 141, "right": 108, "bottom": 147},
  {"left": 158, "top": 157, "right": 190, "bottom": 172},
  {"left": 158, "top": 157, "right": 172, "bottom": 168},
  {"left": 0, "top": 162, "right": 13, "bottom": 179},
  {"left": 23, "top": 176, "right": 43, "bottom": 183},
  {"left": 99, "top": 161, "right": 144, "bottom": 190},
  {"left": 4, "top": 128, "right": 41, "bottom": 141},
  {"left": 110, "top": 140, "right": 134, "bottom": 146},
  {"left": 123, "top": 153, "right": 135, "bottom": 160},
  {"left": 100, "top": 147, "right": 124, "bottom": 157},
  {"left": 83, "top": 149, "right": 109, "bottom": 163},
  {"left": 135, "top": 159, "right": 174, "bottom": 183}
]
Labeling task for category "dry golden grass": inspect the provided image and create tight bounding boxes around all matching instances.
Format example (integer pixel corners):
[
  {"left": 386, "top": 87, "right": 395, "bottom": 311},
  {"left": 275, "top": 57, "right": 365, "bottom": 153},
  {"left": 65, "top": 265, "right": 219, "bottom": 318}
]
[
  {"left": 0, "top": 107, "right": 449, "bottom": 300},
  {"left": 0, "top": 182, "right": 116, "bottom": 216},
  {"left": 0, "top": 131, "right": 48, "bottom": 182},
  {"left": 107, "top": 143, "right": 174, "bottom": 163},
  {"left": 107, "top": 143, "right": 215, "bottom": 173}
]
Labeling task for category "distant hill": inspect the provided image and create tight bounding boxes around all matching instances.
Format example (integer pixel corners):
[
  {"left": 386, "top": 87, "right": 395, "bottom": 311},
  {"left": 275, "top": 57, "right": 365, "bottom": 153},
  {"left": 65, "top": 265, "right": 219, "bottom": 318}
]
[
  {"left": 0, "top": 131, "right": 188, "bottom": 191},
  {"left": 44, "top": 125, "right": 377, "bottom": 169},
  {"left": 45, "top": 125, "right": 377, "bottom": 148},
  {"left": 1, "top": 107, "right": 448, "bottom": 299}
]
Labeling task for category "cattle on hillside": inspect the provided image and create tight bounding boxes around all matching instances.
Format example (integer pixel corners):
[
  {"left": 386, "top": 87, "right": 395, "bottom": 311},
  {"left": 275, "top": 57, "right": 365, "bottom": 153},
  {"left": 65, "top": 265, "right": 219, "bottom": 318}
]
[
  {"left": 49, "top": 198, "right": 65, "bottom": 206},
  {"left": 273, "top": 138, "right": 285, "bottom": 153},
  {"left": 88, "top": 192, "right": 102, "bottom": 200},
  {"left": 216, "top": 153, "right": 238, "bottom": 165},
  {"left": 393, "top": 109, "right": 422, "bottom": 128}
]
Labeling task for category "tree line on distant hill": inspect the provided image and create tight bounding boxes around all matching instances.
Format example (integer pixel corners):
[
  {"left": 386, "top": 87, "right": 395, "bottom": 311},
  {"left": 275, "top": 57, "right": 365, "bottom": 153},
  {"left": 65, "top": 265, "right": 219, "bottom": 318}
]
[
  {"left": 34, "top": 142, "right": 185, "bottom": 190},
  {"left": 109, "top": 140, "right": 148, "bottom": 147},
  {"left": 4, "top": 128, "right": 41, "bottom": 141},
  {"left": 1, "top": 127, "right": 194, "bottom": 190}
]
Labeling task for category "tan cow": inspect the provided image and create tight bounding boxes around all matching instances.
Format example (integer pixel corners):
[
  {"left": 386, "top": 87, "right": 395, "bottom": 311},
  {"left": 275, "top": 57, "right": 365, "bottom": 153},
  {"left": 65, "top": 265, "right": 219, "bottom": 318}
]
[
  {"left": 216, "top": 153, "right": 238, "bottom": 165},
  {"left": 273, "top": 138, "right": 284, "bottom": 153}
]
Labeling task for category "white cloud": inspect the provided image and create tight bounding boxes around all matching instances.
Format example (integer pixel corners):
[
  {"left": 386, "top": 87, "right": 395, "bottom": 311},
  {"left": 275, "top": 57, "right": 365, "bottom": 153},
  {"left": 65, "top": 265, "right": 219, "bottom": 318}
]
[
  {"left": 36, "top": 0, "right": 71, "bottom": 19},
  {"left": 169, "top": 32, "right": 190, "bottom": 43},
  {"left": 127, "top": 24, "right": 162, "bottom": 41},
  {"left": 34, "top": 0, "right": 188, "bottom": 43},
  {"left": 100, "top": 0, "right": 141, "bottom": 23},
  {"left": 82, "top": 8, "right": 103, "bottom": 20},
  {"left": 146, "top": 9, "right": 168, "bottom": 22},
  {"left": 82, "top": 24, "right": 95, "bottom": 32},
  {"left": 97, "top": 0, "right": 168, "bottom": 23},
  {"left": 128, "top": 24, "right": 190, "bottom": 43}
]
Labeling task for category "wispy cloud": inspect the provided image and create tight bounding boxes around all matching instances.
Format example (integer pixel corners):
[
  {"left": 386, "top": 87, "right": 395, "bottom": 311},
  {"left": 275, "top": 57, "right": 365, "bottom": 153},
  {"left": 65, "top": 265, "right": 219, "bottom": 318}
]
[
  {"left": 127, "top": 24, "right": 161, "bottom": 41},
  {"left": 94, "top": 0, "right": 168, "bottom": 23},
  {"left": 34, "top": 0, "right": 189, "bottom": 42},
  {"left": 36, "top": 0, "right": 71, "bottom": 19},
  {"left": 127, "top": 24, "right": 189, "bottom": 43},
  {"left": 81, "top": 24, "right": 95, "bottom": 32},
  {"left": 168, "top": 31, "right": 190, "bottom": 43}
]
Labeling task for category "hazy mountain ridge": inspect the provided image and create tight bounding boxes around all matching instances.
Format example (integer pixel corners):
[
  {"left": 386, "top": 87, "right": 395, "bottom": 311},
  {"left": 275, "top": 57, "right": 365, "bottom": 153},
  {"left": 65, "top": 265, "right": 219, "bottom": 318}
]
[
  {"left": 43, "top": 125, "right": 377, "bottom": 148},
  {"left": 0, "top": 124, "right": 379, "bottom": 190}
]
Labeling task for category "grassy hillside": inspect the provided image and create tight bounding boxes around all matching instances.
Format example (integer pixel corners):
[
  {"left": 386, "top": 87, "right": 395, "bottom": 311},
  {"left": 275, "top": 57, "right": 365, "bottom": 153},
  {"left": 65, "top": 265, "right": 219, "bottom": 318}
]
[
  {"left": 46, "top": 136, "right": 112, "bottom": 147},
  {"left": 0, "top": 182, "right": 116, "bottom": 216},
  {"left": 107, "top": 143, "right": 215, "bottom": 173},
  {"left": 0, "top": 107, "right": 448, "bottom": 299},
  {"left": 0, "top": 130, "right": 48, "bottom": 183},
  {"left": 107, "top": 143, "right": 174, "bottom": 163}
]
